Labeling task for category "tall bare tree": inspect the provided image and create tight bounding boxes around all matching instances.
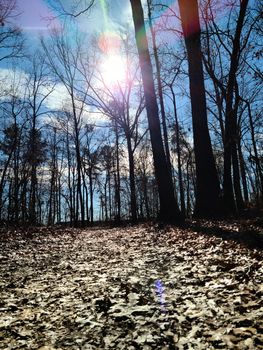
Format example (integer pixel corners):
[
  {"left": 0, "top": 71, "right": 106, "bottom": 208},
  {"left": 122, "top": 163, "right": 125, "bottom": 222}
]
[
  {"left": 147, "top": 0, "right": 173, "bottom": 182},
  {"left": 201, "top": 0, "right": 258, "bottom": 213},
  {"left": 178, "top": 0, "right": 222, "bottom": 218},
  {"left": 26, "top": 53, "right": 54, "bottom": 224},
  {"left": 130, "top": 0, "right": 183, "bottom": 223},
  {"left": 41, "top": 32, "right": 91, "bottom": 226}
]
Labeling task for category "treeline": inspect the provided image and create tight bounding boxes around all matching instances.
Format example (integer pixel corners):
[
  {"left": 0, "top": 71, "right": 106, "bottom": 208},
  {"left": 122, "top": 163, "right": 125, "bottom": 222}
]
[{"left": 0, "top": 0, "right": 262, "bottom": 225}]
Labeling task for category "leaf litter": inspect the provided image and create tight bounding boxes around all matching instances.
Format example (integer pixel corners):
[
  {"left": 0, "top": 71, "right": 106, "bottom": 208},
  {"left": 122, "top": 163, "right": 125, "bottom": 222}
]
[{"left": 0, "top": 222, "right": 262, "bottom": 349}]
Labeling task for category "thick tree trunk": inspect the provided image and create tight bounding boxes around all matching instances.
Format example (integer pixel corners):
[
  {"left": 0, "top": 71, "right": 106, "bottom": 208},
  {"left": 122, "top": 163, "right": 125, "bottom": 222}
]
[
  {"left": 130, "top": 0, "right": 183, "bottom": 223},
  {"left": 178, "top": 0, "right": 222, "bottom": 218}
]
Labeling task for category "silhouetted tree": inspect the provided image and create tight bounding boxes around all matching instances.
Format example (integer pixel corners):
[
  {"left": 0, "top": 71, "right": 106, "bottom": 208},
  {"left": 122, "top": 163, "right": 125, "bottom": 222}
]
[
  {"left": 130, "top": 0, "right": 183, "bottom": 223},
  {"left": 178, "top": 0, "right": 222, "bottom": 218}
]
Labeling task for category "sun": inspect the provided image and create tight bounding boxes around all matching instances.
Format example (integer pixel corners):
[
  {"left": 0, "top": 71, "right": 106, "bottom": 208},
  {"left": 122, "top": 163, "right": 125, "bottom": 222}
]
[{"left": 100, "top": 55, "right": 127, "bottom": 86}]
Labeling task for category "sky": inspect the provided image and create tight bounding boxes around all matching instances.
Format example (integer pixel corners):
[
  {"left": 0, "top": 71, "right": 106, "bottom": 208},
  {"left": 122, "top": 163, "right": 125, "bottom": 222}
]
[
  {"left": 15, "top": 0, "right": 134, "bottom": 39},
  {"left": 6, "top": 0, "right": 259, "bottom": 129},
  {"left": 16, "top": 0, "right": 53, "bottom": 32},
  {"left": 0, "top": 0, "right": 192, "bottom": 128},
  {"left": 1, "top": 0, "right": 135, "bottom": 118}
]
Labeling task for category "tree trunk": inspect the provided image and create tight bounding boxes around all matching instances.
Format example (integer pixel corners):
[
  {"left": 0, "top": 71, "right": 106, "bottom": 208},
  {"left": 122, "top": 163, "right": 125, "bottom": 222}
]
[
  {"left": 223, "top": 0, "right": 249, "bottom": 214},
  {"left": 147, "top": 0, "right": 173, "bottom": 182},
  {"left": 126, "top": 131, "right": 137, "bottom": 222},
  {"left": 29, "top": 121, "right": 37, "bottom": 224},
  {"left": 178, "top": 0, "right": 222, "bottom": 218},
  {"left": 74, "top": 126, "right": 84, "bottom": 226},
  {"left": 143, "top": 173, "right": 150, "bottom": 220},
  {"left": 104, "top": 177, "right": 108, "bottom": 221},
  {"left": 88, "top": 168, "right": 94, "bottom": 224},
  {"left": 130, "top": 0, "right": 183, "bottom": 223},
  {"left": 170, "top": 85, "right": 185, "bottom": 216},
  {"left": 13, "top": 122, "right": 20, "bottom": 223},
  {"left": 114, "top": 123, "right": 121, "bottom": 222},
  {"left": 232, "top": 140, "right": 244, "bottom": 211},
  {"left": 82, "top": 170, "right": 89, "bottom": 224},
  {"left": 247, "top": 101, "right": 263, "bottom": 200},
  {"left": 0, "top": 149, "right": 14, "bottom": 221},
  {"left": 237, "top": 138, "right": 249, "bottom": 203},
  {"left": 66, "top": 130, "right": 74, "bottom": 225}
]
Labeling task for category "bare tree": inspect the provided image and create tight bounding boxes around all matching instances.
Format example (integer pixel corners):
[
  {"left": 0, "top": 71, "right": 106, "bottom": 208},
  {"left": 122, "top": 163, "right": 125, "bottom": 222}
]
[
  {"left": 178, "top": 0, "right": 222, "bottom": 218},
  {"left": 147, "top": 0, "right": 173, "bottom": 182},
  {"left": 45, "top": 0, "right": 95, "bottom": 20},
  {"left": 26, "top": 53, "right": 55, "bottom": 224},
  {"left": 201, "top": 0, "right": 260, "bottom": 213},
  {"left": 41, "top": 31, "right": 92, "bottom": 226},
  {"left": 0, "top": 70, "right": 27, "bottom": 222},
  {"left": 0, "top": 0, "right": 24, "bottom": 63},
  {"left": 130, "top": 0, "right": 183, "bottom": 223}
]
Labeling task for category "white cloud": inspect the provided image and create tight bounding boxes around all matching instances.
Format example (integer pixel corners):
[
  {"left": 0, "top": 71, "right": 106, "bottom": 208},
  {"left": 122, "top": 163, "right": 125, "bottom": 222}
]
[
  {"left": 44, "top": 83, "right": 69, "bottom": 110},
  {"left": 0, "top": 68, "right": 113, "bottom": 126},
  {"left": 0, "top": 68, "right": 28, "bottom": 97},
  {"left": 83, "top": 109, "right": 109, "bottom": 124},
  {"left": 44, "top": 84, "right": 110, "bottom": 125}
]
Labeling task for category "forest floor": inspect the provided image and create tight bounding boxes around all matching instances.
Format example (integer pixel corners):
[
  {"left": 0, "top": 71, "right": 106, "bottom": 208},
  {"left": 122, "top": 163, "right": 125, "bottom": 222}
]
[{"left": 0, "top": 220, "right": 263, "bottom": 350}]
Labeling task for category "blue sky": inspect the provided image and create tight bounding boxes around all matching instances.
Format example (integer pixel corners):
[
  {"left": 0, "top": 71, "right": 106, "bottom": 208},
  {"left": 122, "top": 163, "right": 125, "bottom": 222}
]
[
  {"left": 16, "top": 0, "right": 53, "bottom": 32},
  {"left": 15, "top": 0, "right": 134, "bottom": 40},
  {"left": 2, "top": 0, "right": 261, "bottom": 130},
  {"left": 0, "top": 0, "right": 135, "bottom": 107},
  {"left": 0, "top": 0, "right": 190, "bottom": 128}
]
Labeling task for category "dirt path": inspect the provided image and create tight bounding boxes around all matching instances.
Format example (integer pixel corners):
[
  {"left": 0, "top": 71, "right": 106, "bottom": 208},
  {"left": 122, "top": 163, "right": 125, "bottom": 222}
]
[{"left": 0, "top": 224, "right": 262, "bottom": 349}]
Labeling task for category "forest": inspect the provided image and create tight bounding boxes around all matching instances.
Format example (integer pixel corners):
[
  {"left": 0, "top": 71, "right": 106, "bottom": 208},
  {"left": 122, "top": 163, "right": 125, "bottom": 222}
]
[
  {"left": 0, "top": 0, "right": 262, "bottom": 226},
  {"left": 0, "top": 0, "right": 263, "bottom": 349}
]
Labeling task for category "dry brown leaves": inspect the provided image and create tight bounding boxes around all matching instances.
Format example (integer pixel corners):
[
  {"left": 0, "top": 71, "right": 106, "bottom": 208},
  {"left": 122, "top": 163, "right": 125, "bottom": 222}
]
[{"left": 0, "top": 222, "right": 262, "bottom": 349}]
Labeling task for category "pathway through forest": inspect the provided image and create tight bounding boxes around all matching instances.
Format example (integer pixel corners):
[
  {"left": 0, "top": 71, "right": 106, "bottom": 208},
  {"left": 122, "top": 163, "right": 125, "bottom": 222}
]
[{"left": 0, "top": 222, "right": 262, "bottom": 349}]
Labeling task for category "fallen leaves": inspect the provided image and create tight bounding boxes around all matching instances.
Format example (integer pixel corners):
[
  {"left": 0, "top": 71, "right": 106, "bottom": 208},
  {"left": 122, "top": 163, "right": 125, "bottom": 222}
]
[{"left": 0, "top": 223, "right": 262, "bottom": 349}]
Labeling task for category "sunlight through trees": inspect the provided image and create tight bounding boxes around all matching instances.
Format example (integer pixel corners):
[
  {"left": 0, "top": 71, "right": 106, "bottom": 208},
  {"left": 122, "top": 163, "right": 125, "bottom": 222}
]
[{"left": 0, "top": 0, "right": 262, "bottom": 225}]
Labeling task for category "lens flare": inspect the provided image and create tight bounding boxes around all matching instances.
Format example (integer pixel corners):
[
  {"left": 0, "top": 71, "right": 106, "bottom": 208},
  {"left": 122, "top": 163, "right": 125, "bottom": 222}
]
[{"left": 98, "top": 31, "right": 121, "bottom": 54}]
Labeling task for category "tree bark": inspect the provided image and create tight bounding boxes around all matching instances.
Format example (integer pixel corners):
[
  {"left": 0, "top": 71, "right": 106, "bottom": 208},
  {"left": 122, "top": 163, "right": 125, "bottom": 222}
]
[
  {"left": 237, "top": 137, "right": 249, "bottom": 203},
  {"left": 223, "top": 0, "right": 249, "bottom": 214},
  {"left": 147, "top": 0, "right": 174, "bottom": 182},
  {"left": 126, "top": 130, "right": 137, "bottom": 222},
  {"left": 114, "top": 124, "right": 121, "bottom": 222},
  {"left": 247, "top": 101, "right": 263, "bottom": 200},
  {"left": 130, "top": 0, "right": 183, "bottom": 223},
  {"left": 29, "top": 117, "right": 37, "bottom": 224},
  {"left": 170, "top": 85, "right": 185, "bottom": 216},
  {"left": 178, "top": 0, "right": 222, "bottom": 218}
]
